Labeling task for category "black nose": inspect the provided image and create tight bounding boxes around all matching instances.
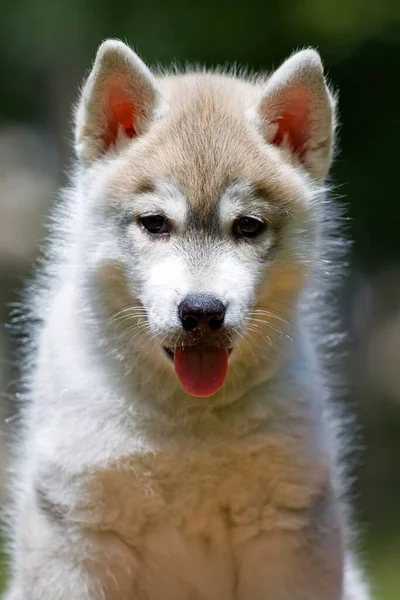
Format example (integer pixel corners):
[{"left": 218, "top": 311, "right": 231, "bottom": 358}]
[{"left": 179, "top": 294, "right": 225, "bottom": 332}]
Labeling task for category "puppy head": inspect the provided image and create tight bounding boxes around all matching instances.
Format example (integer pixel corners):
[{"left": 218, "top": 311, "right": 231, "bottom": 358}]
[{"left": 75, "top": 40, "right": 336, "bottom": 400}]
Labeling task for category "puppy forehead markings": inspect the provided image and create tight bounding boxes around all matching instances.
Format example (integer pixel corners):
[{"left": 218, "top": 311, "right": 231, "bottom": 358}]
[
  {"left": 112, "top": 177, "right": 188, "bottom": 225},
  {"left": 219, "top": 181, "right": 293, "bottom": 233},
  {"left": 187, "top": 181, "right": 260, "bottom": 235},
  {"left": 120, "top": 77, "right": 263, "bottom": 188},
  {"left": 157, "top": 76, "right": 308, "bottom": 205},
  {"left": 114, "top": 74, "right": 307, "bottom": 229},
  {"left": 219, "top": 181, "right": 260, "bottom": 221},
  {"left": 136, "top": 179, "right": 188, "bottom": 223}
]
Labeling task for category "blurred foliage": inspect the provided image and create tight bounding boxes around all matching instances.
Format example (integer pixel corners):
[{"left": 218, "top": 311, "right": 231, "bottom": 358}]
[{"left": 1, "top": 0, "right": 400, "bottom": 598}]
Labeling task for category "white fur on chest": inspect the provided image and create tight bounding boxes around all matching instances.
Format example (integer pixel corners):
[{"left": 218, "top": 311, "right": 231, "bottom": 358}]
[
  {"left": 72, "top": 440, "right": 326, "bottom": 533},
  {"left": 35, "top": 433, "right": 329, "bottom": 600}
]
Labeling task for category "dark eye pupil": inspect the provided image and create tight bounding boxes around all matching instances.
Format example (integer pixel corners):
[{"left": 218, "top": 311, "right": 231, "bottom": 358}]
[
  {"left": 235, "top": 217, "right": 265, "bottom": 238},
  {"left": 141, "top": 215, "right": 167, "bottom": 234}
]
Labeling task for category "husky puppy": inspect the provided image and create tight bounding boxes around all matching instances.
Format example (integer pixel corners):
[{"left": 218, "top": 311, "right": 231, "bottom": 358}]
[{"left": 3, "top": 40, "right": 371, "bottom": 599}]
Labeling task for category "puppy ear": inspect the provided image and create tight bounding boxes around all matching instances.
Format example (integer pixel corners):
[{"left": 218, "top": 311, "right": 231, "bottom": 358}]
[
  {"left": 75, "top": 39, "right": 164, "bottom": 165},
  {"left": 257, "top": 49, "right": 336, "bottom": 180}
]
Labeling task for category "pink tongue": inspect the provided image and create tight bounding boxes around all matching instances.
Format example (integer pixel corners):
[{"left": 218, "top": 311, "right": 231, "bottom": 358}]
[{"left": 174, "top": 346, "right": 229, "bottom": 397}]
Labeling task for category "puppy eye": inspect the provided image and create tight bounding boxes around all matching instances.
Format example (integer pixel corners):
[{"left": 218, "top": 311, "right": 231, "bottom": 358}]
[
  {"left": 234, "top": 216, "right": 266, "bottom": 239},
  {"left": 140, "top": 215, "right": 169, "bottom": 235}
]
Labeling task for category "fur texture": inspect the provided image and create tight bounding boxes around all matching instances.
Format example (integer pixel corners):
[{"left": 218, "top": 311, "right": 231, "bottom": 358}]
[{"left": 3, "top": 40, "right": 371, "bottom": 599}]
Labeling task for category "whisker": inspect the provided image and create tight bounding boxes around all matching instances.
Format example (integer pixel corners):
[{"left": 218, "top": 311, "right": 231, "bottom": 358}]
[
  {"left": 247, "top": 317, "right": 292, "bottom": 341},
  {"left": 248, "top": 310, "right": 292, "bottom": 327}
]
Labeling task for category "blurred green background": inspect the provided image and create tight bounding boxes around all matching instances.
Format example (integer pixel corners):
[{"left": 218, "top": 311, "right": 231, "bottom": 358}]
[{"left": 1, "top": 1, "right": 400, "bottom": 597}]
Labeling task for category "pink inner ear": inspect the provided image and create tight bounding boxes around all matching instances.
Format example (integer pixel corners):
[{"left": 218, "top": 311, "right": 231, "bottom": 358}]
[
  {"left": 271, "top": 86, "right": 311, "bottom": 158},
  {"left": 103, "top": 75, "right": 137, "bottom": 149}
]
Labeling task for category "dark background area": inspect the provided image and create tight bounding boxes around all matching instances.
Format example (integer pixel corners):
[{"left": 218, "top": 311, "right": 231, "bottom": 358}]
[{"left": 1, "top": 1, "right": 400, "bottom": 597}]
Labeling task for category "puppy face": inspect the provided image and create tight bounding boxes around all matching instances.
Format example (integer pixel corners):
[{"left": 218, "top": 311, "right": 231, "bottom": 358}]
[{"left": 76, "top": 41, "right": 335, "bottom": 398}]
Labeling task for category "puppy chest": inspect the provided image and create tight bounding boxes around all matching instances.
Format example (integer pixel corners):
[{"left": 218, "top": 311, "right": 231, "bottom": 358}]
[{"left": 76, "top": 443, "right": 327, "bottom": 546}]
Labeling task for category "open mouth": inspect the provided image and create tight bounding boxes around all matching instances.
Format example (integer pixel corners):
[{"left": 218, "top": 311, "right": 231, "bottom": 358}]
[
  {"left": 163, "top": 347, "right": 233, "bottom": 360},
  {"left": 163, "top": 346, "right": 232, "bottom": 397}
]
